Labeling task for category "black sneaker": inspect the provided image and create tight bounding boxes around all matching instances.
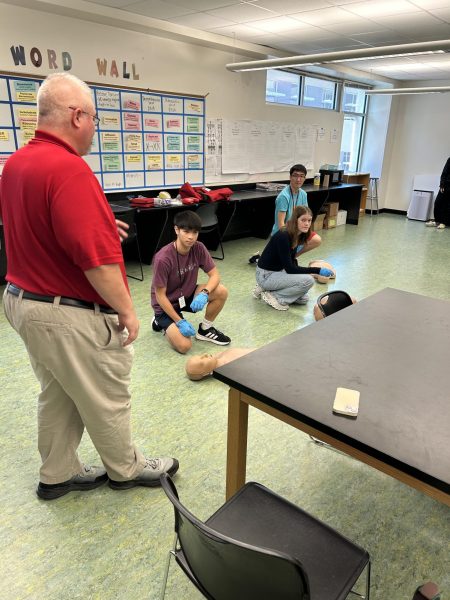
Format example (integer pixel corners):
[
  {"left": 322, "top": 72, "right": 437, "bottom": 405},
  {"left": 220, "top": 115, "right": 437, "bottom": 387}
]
[
  {"left": 151, "top": 316, "right": 163, "bottom": 332},
  {"left": 249, "top": 252, "right": 260, "bottom": 264},
  {"left": 36, "top": 464, "right": 108, "bottom": 500},
  {"left": 195, "top": 324, "right": 231, "bottom": 345}
]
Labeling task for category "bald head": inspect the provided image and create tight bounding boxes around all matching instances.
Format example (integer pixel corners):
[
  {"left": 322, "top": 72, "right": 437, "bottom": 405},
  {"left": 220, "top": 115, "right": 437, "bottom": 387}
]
[{"left": 37, "top": 73, "right": 96, "bottom": 155}]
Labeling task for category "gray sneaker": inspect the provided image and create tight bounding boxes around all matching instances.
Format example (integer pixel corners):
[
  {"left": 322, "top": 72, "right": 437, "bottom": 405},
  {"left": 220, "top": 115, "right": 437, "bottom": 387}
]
[
  {"left": 37, "top": 464, "right": 108, "bottom": 500},
  {"left": 252, "top": 284, "right": 263, "bottom": 299},
  {"left": 261, "top": 291, "right": 289, "bottom": 311},
  {"left": 109, "top": 457, "right": 179, "bottom": 490}
]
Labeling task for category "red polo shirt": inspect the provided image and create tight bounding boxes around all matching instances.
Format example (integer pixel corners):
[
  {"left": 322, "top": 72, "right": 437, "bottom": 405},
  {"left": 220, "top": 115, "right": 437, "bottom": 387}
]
[{"left": 0, "top": 130, "right": 127, "bottom": 305}]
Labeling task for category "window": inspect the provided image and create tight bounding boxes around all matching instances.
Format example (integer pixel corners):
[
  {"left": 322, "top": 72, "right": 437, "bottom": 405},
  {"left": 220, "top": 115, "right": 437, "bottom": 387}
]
[
  {"left": 302, "top": 77, "right": 336, "bottom": 110},
  {"left": 266, "top": 70, "right": 300, "bottom": 106},
  {"left": 340, "top": 85, "right": 368, "bottom": 172}
]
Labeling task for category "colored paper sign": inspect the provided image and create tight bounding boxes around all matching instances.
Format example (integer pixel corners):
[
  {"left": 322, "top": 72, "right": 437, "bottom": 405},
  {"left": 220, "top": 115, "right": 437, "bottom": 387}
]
[
  {"left": 103, "top": 155, "right": 122, "bottom": 171},
  {"left": 166, "top": 154, "right": 182, "bottom": 169},
  {"left": 0, "top": 130, "right": 10, "bottom": 141},
  {"left": 101, "top": 132, "right": 120, "bottom": 151},
  {"left": 165, "top": 118, "right": 181, "bottom": 130},
  {"left": 102, "top": 114, "right": 120, "bottom": 127},
  {"left": 126, "top": 154, "right": 141, "bottom": 163},
  {"left": 123, "top": 112, "right": 141, "bottom": 130},
  {"left": 166, "top": 135, "right": 181, "bottom": 151},
  {"left": 186, "top": 135, "right": 200, "bottom": 152},
  {"left": 186, "top": 117, "right": 200, "bottom": 133},
  {"left": 14, "top": 80, "right": 38, "bottom": 102},
  {"left": 147, "top": 154, "right": 163, "bottom": 170},
  {"left": 125, "top": 133, "right": 142, "bottom": 152},
  {"left": 187, "top": 154, "right": 201, "bottom": 169},
  {"left": 145, "top": 133, "right": 162, "bottom": 152}
]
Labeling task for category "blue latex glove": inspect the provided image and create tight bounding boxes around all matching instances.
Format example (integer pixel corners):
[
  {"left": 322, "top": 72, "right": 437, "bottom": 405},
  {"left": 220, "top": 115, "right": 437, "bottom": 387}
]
[
  {"left": 176, "top": 319, "right": 196, "bottom": 337},
  {"left": 189, "top": 291, "right": 209, "bottom": 312},
  {"left": 295, "top": 244, "right": 304, "bottom": 254},
  {"left": 319, "top": 267, "right": 333, "bottom": 278}
]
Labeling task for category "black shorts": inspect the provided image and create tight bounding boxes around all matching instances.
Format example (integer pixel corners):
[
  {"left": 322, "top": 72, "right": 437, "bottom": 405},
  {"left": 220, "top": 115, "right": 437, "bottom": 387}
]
[{"left": 153, "top": 290, "right": 197, "bottom": 331}]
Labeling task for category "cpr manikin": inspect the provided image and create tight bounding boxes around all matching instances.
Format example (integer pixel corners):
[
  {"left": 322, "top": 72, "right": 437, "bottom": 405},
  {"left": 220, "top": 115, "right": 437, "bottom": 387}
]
[
  {"left": 308, "top": 260, "right": 336, "bottom": 283},
  {"left": 185, "top": 349, "right": 254, "bottom": 381}
]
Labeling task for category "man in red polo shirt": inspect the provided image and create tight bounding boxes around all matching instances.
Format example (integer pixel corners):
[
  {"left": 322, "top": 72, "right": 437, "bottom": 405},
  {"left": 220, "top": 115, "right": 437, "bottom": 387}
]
[{"left": 0, "top": 73, "right": 178, "bottom": 500}]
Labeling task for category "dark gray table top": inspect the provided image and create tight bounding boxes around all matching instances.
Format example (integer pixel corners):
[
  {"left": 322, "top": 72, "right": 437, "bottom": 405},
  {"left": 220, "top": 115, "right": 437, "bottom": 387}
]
[{"left": 214, "top": 288, "right": 450, "bottom": 494}]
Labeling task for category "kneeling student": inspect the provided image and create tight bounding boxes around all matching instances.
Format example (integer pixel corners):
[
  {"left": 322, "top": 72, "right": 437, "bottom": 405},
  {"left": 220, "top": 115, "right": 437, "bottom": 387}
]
[
  {"left": 151, "top": 210, "right": 231, "bottom": 353},
  {"left": 253, "top": 206, "right": 333, "bottom": 311}
]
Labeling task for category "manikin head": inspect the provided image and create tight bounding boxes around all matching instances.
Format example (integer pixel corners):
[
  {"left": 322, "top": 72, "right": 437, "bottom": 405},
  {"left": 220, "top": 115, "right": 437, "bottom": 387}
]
[{"left": 185, "top": 353, "right": 218, "bottom": 380}]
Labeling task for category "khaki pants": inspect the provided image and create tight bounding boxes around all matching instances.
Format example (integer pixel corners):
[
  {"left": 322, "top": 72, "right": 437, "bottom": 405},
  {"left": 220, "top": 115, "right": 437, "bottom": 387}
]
[{"left": 3, "top": 289, "right": 145, "bottom": 483}]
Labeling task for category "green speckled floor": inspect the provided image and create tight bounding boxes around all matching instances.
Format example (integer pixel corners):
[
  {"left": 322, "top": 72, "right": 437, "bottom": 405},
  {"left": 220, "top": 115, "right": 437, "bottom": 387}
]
[{"left": 0, "top": 214, "right": 449, "bottom": 600}]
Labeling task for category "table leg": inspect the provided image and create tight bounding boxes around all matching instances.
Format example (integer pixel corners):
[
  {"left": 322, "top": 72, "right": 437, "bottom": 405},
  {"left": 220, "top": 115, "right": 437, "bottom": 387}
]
[{"left": 226, "top": 387, "right": 249, "bottom": 500}]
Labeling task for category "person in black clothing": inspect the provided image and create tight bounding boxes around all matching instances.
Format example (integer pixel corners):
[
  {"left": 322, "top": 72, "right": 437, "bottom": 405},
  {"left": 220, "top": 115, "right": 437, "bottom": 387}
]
[
  {"left": 253, "top": 206, "right": 333, "bottom": 311},
  {"left": 426, "top": 157, "right": 450, "bottom": 229}
]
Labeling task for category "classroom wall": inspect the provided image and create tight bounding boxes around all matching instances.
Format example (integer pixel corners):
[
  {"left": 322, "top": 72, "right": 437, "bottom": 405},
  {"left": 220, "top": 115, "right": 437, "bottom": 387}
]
[
  {"left": 380, "top": 80, "right": 450, "bottom": 211},
  {"left": 0, "top": 2, "right": 343, "bottom": 186}
]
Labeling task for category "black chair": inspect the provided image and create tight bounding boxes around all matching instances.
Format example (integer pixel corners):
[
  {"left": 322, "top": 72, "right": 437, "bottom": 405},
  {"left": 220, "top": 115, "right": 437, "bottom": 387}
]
[
  {"left": 315, "top": 290, "right": 354, "bottom": 318},
  {"left": 160, "top": 474, "right": 371, "bottom": 600},
  {"left": 112, "top": 207, "right": 144, "bottom": 281},
  {"left": 311, "top": 290, "right": 355, "bottom": 449},
  {"left": 196, "top": 203, "right": 224, "bottom": 260}
]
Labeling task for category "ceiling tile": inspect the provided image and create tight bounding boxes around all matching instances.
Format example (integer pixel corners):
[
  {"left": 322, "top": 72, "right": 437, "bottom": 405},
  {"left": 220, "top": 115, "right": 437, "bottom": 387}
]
[
  {"left": 158, "top": 0, "right": 236, "bottom": 9},
  {"left": 406, "top": 0, "right": 450, "bottom": 8},
  {"left": 349, "top": 30, "right": 413, "bottom": 44},
  {"left": 168, "top": 12, "right": 235, "bottom": 28},
  {"left": 208, "top": 23, "right": 272, "bottom": 38},
  {"left": 256, "top": 0, "right": 331, "bottom": 13},
  {"left": 205, "top": 3, "right": 278, "bottom": 22},
  {"left": 289, "top": 6, "right": 368, "bottom": 26},
  {"left": 429, "top": 7, "right": 450, "bottom": 22},
  {"left": 344, "top": 0, "right": 422, "bottom": 18},
  {"left": 322, "top": 17, "right": 389, "bottom": 35},
  {"left": 244, "top": 15, "right": 310, "bottom": 33},
  {"left": 123, "top": 0, "right": 196, "bottom": 18}
]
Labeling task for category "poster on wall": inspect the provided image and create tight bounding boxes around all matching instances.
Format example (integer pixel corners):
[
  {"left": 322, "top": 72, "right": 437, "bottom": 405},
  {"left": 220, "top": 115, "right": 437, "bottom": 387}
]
[{"left": 0, "top": 74, "right": 205, "bottom": 191}]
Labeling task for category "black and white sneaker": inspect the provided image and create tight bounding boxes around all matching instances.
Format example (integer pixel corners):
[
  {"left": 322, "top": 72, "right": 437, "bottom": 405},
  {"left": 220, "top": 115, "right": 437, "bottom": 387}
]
[
  {"left": 249, "top": 252, "right": 260, "bottom": 264},
  {"left": 151, "top": 316, "right": 163, "bottom": 332},
  {"left": 196, "top": 324, "right": 231, "bottom": 345}
]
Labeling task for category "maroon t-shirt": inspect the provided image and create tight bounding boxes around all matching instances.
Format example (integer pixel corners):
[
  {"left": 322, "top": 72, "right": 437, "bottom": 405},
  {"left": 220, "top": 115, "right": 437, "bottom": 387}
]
[
  {"left": 0, "top": 130, "right": 127, "bottom": 305},
  {"left": 151, "top": 241, "right": 215, "bottom": 313}
]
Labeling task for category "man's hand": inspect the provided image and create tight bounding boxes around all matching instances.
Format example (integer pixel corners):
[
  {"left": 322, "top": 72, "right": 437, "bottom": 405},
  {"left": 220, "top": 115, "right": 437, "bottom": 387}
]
[
  {"left": 118, "top": 310, "right": 140, "bottom": 346},
  {"left": 116, "top": 219, "right": 129, "bottom": 242},
  {"left": 190, "top": 291, "right": 209, "bottom": 312}
]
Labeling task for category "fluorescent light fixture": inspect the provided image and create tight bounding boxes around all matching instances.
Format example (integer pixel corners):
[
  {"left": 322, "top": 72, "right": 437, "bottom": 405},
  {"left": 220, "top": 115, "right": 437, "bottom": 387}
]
[
  {"left": 366, "top": 86, "right": 450, "bottom": 95},
  {"left": 226, "top": 40, "right": 450, "bottom": 72}
]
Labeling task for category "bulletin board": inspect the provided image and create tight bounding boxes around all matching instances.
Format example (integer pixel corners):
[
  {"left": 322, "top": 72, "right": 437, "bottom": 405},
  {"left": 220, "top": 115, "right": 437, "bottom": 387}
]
[{"left": 0, "top": 73, "right": 205, "bottom": 192}]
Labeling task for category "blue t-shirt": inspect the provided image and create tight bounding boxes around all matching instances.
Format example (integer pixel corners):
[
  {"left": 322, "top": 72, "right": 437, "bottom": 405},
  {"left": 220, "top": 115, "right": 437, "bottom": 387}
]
[{"left": 271, "top": 185, "right": 308, "bottom": 235}]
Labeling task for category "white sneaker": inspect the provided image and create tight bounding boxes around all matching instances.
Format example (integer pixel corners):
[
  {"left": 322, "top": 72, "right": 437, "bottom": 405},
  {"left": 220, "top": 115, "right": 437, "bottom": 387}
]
[
  {"left": 425, "top": 220, "right": 436, "bottom": 227},
  {"left": 436, "top": 223, "right": 446, "bottom": 229},
  {"left": 252, "top": 284, "right": 263, "bottom": 299},
  {"left": 261, "top": 291, "right": 289, "bottom": 311}
]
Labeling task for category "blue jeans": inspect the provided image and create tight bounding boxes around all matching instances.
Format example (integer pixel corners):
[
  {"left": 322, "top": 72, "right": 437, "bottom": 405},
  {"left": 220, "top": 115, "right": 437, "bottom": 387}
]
[{"left": 256, "top": 266, "right": 314, "bottom": 305}]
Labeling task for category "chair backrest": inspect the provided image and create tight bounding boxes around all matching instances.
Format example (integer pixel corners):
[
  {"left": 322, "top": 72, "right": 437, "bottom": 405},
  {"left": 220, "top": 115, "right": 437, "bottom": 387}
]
[
  {"left": 315, "top": 290, "right": 353, "bottom": 318},
  {"left": 196, "top": 203, "right": 219, "bottom": 229},
  {"left": 160, "top": 474, "right": 309, "bottom": 600}
]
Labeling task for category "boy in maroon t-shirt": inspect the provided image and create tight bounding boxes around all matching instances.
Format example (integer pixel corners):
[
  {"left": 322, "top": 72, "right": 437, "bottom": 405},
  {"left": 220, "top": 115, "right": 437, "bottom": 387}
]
[{"left": 151, "top": 210, "right": 231, "bottom": 354}]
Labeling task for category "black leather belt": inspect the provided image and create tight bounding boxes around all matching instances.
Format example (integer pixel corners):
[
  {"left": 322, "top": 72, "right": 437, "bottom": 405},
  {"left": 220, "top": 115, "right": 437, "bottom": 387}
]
[{"left": 7, "top": 283, "right": 117, "bottom": 314}]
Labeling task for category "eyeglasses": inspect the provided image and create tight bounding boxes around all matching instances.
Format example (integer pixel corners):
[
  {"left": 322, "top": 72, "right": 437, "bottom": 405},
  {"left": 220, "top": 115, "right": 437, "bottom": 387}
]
[
  {"left": 68, "top": 106, "right": 100, "bottom": 126},
  {"left": 291, "top": 173, "right": 306, "bottom": 179}
]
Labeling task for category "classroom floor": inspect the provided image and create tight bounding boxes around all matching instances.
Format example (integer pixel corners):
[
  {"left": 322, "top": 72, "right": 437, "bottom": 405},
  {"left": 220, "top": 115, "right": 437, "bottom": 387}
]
[{"left": 0, "top": 213, "right": 449, "bottom": 600}]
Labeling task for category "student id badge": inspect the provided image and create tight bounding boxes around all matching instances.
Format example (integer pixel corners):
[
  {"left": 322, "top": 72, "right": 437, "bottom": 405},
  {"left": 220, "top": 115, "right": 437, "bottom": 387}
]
[{"left": 178, "top": 295, "right": 186, "bottom": 309}]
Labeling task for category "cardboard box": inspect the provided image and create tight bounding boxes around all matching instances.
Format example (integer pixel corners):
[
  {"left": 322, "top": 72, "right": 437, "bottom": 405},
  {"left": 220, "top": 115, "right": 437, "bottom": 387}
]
[
  {"left": 324, "top": 216, "right": 336, "bottom": 229},
  {"left": 336, "top": 210, "right": 347, "bottom": 226},
  {"left": 313, "top": 213, "right": 326, "bottom": 231},
  {"left": 323, "top": 202, "right": 339, "bottom": 217}
]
